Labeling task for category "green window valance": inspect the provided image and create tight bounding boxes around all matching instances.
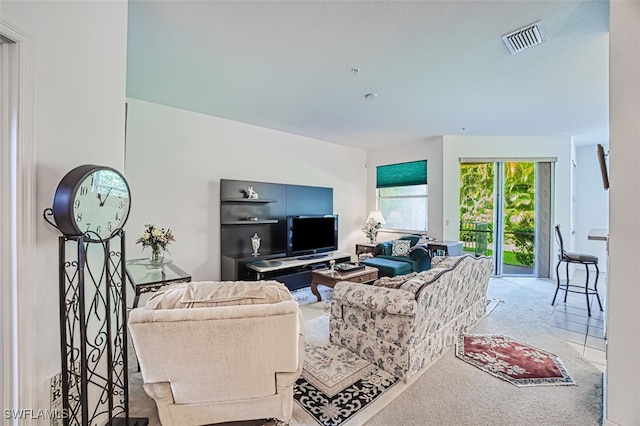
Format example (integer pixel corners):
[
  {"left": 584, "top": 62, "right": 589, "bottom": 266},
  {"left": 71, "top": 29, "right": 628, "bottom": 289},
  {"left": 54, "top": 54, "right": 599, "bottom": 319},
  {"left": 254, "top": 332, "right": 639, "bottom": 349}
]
[{"left": 376, "top": 160, "right": 428, "bottom": 188}]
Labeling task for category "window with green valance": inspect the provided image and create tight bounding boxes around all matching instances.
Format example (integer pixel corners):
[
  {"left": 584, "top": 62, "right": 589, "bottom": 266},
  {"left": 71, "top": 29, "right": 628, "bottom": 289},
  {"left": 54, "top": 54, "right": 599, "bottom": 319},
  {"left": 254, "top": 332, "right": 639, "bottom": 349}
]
[
  {"left": 375, "top": 160, "right": 428, "bottom": 232},
  {"left": 376, "top": 160, "right": 427, "bottom": 188}
]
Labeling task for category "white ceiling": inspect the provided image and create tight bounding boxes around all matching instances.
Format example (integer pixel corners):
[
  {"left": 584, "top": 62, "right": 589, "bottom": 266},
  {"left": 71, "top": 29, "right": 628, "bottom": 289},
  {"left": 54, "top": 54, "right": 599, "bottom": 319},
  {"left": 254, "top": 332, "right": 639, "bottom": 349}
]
[{"left": 126, "top": 0, "right": 610, "bottom": 150}]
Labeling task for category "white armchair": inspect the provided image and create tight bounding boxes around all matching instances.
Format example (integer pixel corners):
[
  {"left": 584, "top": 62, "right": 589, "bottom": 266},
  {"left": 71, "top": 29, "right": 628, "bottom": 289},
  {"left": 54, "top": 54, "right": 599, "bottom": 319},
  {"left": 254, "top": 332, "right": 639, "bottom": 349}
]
[{"left": 127, "top": 280, "right": 304, "bottom": 425}]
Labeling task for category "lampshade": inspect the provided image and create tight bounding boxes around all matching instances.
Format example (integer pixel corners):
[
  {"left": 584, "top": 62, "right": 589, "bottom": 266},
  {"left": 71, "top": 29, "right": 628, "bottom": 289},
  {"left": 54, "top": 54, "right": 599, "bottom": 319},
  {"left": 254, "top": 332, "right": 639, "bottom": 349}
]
[{"left": 366, "top": 210, "right": 386, "bottom": 225}]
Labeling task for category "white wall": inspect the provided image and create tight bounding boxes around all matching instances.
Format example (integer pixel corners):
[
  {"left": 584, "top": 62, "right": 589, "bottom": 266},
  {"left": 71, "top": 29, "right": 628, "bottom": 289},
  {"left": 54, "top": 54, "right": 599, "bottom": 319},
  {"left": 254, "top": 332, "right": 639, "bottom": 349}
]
[
  {"left": 574, "top": 144, "right": 609, "bottom": 270},
  {"left": 367, "top": 135, "right": 577, "bottom": 270},
  {"left": 124, "top": 99, "right": 367, "bottom": 282},
  {"left": 3, "top": 0, "right": 128, "bottom": 419},
  {"left": 366, "top": 136, "right": 444, "bottom": 240},
  {"left": 606, "top": 1, "right": 640, "bottom": 424}
]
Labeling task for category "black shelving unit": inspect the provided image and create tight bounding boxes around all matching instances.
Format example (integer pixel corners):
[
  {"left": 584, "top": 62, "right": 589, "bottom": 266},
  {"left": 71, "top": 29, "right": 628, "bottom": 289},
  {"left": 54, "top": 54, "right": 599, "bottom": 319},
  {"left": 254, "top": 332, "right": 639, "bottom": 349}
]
[{"left": 220, "top": 178, "right": 335, "bottom": 290}]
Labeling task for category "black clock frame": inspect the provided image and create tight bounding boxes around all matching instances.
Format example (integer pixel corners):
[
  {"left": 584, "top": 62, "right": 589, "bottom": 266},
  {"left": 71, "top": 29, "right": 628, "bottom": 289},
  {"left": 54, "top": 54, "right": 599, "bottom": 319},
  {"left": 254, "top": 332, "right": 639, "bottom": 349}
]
[
  {"left": 44, "top": 165, "right": 146, "bottom": 426},
  {"left": 51, "top": 164, "right": 132, "bottom": 242}
]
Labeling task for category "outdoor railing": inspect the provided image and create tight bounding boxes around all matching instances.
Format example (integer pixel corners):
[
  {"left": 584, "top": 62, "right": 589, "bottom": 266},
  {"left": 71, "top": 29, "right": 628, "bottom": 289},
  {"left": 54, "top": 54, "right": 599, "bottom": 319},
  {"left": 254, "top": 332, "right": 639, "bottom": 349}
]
[
  {"left": 460, "top": 221, "right": 491, "bottom": 256},
  {"left": 459, "top": 221, "right": 534, "bottom": 267}
]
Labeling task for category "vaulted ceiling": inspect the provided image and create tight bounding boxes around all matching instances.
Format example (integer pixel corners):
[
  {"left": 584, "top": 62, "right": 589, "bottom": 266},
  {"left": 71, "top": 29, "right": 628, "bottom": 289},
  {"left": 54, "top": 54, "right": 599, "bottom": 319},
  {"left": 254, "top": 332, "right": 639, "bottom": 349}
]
[{"left": 126, "top": 0, "right": 609, "bottom": 150}]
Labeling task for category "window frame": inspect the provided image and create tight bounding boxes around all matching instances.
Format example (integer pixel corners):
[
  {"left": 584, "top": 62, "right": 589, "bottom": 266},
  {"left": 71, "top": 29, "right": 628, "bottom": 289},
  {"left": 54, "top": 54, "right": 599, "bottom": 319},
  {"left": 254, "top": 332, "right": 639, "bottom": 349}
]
[{"left": 375, "top": 160, "right": 428, "bottom": 234}]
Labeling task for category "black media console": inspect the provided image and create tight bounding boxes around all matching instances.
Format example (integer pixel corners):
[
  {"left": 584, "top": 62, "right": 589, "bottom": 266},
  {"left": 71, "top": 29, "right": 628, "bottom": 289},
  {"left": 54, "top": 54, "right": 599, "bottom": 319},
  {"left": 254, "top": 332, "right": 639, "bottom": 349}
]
[
  {"left": 223, "top": 251, "right": 350, "bottom": 291},
  {"left": 220, "top": 178, "right": 349, "bottom": 290}
]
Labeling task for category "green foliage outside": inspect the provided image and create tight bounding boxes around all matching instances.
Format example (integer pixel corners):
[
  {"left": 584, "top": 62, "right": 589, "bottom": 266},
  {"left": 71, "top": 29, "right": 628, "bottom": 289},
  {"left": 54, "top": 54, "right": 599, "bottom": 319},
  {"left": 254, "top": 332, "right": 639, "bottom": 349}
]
[{"left": 460, "top": 162, "right": 535, "bottom": 267}]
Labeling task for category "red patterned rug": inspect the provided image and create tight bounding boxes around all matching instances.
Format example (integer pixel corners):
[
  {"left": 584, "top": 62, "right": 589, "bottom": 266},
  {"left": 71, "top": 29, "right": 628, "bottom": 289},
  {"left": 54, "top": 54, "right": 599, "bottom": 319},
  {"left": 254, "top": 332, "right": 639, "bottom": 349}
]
[{"left": 456, "top": 334, "right": 576, "bottom": 387}]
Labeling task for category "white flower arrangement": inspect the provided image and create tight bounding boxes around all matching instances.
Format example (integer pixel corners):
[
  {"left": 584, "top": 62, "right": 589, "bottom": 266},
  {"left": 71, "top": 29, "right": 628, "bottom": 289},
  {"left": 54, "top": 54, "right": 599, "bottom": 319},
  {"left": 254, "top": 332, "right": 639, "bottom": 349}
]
[
  {"left": 362, "top": 218, "right": 382, "bottom": 243},
  {"left": 135, "top": 223, "right": 175, "bottom": 255}
]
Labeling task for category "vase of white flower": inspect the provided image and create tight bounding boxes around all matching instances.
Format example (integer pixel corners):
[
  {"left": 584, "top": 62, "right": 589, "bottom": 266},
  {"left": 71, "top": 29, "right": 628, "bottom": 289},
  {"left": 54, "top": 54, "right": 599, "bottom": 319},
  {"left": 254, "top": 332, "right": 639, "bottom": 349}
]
[
  {"left": 362, "top": 218, "right": 381, "bottom": 244},
  {"left": 136, "top": 223, "right": 175, "bottom": 268},
  {"left": 149, "top": 246, "right": 165, "bottom": 267}
]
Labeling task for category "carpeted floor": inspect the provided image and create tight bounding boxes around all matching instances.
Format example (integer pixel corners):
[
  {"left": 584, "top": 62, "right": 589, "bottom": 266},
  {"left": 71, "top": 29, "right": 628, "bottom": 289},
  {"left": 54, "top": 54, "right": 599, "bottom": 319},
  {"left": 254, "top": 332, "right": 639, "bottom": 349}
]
[
  {"left": 364, "top": 277, "right": 603, "bottom": 426},
  {"left": 128, "top": 277, "right": 603, "bottom": 425}
]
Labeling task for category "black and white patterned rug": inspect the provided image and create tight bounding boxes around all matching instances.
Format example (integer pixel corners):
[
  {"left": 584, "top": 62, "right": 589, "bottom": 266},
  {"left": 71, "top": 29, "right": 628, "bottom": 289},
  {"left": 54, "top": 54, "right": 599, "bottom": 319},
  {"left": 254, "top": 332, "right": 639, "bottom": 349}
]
[
  {"left": 290, "top": 289, "right": 502, "bottom": 425},
  {"left": 293, "top": 342, "right": 399, "bottom": 426}
]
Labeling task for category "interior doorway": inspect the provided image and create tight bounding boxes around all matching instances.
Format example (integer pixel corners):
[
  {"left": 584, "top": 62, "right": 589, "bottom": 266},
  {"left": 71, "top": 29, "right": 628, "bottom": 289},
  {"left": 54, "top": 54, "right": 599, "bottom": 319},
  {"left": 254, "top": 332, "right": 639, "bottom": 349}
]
[
  {"left": 1, "top": 21, "right": 36, "bottom": 419},
  {"left": 459, "top": 161, "right": 542, "bottom": 276}
]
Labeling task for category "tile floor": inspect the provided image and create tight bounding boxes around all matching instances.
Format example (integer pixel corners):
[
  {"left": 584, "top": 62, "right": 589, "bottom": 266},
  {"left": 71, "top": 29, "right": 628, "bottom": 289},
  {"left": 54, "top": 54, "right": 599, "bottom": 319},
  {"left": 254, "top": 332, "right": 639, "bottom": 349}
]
[{"left": 542, "top": 268, "right": 607, "bottom": 372}]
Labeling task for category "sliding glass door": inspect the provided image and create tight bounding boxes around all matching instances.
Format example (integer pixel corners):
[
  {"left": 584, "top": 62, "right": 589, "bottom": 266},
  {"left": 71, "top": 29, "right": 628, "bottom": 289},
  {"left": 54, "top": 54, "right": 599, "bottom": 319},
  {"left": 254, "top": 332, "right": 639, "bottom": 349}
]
[{"left": 460, "top": 161, "right": 536, "bottom": 276}]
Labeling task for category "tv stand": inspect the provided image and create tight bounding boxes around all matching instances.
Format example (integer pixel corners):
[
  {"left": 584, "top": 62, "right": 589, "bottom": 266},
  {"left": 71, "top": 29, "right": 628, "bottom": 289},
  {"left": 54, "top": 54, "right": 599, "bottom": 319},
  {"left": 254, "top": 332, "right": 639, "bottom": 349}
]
[
  {"left": 297, "top": 253, "right": 328, "bottom": 261},
  {"left": 241, "top": 251, "right": 351, "bottom": 291}
]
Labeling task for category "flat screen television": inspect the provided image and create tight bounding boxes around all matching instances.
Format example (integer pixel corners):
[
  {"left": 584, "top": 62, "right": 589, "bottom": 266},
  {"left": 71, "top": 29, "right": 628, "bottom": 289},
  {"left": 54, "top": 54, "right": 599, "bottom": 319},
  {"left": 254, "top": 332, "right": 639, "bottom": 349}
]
[
  {"left": 287, "top": 215, "right": 338, "bottom": 259},
  {"left": 597, "top": 144, "right": 609, "bottom": 190}
]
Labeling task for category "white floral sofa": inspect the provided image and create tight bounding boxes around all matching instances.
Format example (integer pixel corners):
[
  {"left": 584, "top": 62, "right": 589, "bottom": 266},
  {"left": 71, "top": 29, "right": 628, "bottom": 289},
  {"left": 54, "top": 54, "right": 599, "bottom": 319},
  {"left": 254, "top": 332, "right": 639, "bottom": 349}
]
[{"left": 329, "top": 255, "right": 493, "bottom": 382}]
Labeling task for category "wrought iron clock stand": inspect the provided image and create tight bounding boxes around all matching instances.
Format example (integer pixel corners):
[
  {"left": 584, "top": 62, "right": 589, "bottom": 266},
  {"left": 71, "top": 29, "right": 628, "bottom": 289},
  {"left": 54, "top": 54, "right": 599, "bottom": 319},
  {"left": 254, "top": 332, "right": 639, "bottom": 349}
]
[{"left": 45, "top": 209, "right": 147, "bottom": 425}]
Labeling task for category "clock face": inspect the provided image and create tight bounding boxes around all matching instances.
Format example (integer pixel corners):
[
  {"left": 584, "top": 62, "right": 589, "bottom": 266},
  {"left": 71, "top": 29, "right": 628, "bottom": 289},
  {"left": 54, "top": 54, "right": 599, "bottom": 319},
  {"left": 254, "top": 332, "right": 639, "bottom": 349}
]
[
  {"left": 72, "top": 168, "right": 130, "bottom": 240},
  {"left": 52, "top": 165, "right": 131, "bottom": 241}
]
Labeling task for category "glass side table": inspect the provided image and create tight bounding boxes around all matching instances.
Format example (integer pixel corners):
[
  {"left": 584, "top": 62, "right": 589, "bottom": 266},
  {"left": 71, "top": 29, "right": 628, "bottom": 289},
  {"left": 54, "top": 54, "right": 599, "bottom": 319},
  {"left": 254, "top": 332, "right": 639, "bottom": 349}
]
[{"left": 126, "top": 258, "right": 192, "bottom": 308}]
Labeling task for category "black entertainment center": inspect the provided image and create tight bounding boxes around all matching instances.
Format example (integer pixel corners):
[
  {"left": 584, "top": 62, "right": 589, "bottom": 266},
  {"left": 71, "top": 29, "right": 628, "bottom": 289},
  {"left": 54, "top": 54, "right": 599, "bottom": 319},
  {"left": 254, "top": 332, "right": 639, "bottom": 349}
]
[{"left": 220, "top": 179, "right": 350, "bottom": 290}]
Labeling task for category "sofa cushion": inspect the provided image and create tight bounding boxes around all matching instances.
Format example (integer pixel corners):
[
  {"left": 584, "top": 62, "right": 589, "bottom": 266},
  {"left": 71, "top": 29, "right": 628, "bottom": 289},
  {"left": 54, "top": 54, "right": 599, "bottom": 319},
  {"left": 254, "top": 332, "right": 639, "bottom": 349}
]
[
  {"left": 372, "top": 272, "right": 418, "bottom": 289},
  {"left": 391, "top": 239, "right": 411, "bottom": 256},
  {"left": 431, "top": 255, "right": 469, "bottom": 270},
  {"left": 362, "top": 257, "right": 413, "bottom": 277},
  {"left": 145, "top": 280, "right": 292, "bottom": 310},
  {"left": 398, "top": 268, "right": 448, "bottom": 295}
]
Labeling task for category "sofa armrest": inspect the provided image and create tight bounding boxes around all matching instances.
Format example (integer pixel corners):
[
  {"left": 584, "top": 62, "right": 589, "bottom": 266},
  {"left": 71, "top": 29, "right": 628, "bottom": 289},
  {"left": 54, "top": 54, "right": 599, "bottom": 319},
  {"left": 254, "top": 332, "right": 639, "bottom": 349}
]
[
  {"left": 430, "top": 255, "right": 448, "bottom": 268},
  {"left": 374, "top": 241, "right": 393, "bottom": 256},
  {"left": 409, "top": 246, "right": 432, "bottom": 271},
  {"left": 333, "top": 281, "right": 417, "bottom": 316}
]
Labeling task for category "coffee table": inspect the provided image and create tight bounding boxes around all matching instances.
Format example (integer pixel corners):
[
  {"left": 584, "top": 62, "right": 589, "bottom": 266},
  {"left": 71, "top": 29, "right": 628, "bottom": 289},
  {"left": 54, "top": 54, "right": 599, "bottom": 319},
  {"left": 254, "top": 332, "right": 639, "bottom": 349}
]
[{"left": 311, "top": 266, "right": 378, "bottom": 301}]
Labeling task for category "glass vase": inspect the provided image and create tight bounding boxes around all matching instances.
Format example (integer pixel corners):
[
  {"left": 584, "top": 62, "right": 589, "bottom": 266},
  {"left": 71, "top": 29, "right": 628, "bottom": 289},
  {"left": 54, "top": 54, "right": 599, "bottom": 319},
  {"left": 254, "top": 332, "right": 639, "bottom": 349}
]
[{"left": 149, "top": 247, "right": 165, "bottom": 268}]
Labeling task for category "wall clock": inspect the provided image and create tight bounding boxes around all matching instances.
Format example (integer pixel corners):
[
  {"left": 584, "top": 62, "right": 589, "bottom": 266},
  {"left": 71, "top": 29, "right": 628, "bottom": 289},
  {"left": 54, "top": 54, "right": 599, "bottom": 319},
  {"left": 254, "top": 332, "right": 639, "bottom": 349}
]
[{"left": 51, "top": 164, "right": 131, "bottom": 241}]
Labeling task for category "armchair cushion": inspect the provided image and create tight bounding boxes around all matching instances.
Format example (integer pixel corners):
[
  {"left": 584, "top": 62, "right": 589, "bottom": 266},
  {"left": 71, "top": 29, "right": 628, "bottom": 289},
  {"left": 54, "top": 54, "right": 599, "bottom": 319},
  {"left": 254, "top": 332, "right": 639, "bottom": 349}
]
[
  {"left": 145, "top": 280, "right": 292, "bottom": 310},
  {"left": 374, "top": 240, "right": 394, "bottom": 256},
  {"left": 365, "top": 235, "right": 431, "bottom": 277},
  {"left": 374, "top": 234, "right": 421, "bottom": 256},
  {"left": 391, "top": 239, "right": 411, "bottom": 256},
  {"left": 362, "top": 256, "right": 413, "bottom": 277}
]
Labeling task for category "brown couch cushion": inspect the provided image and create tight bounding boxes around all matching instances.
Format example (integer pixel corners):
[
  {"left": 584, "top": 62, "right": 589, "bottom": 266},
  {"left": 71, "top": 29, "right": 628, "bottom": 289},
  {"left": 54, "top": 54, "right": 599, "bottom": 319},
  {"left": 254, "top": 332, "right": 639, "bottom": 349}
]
[{"left": 145, "top": 280, "right": 292, "bottom": 310}]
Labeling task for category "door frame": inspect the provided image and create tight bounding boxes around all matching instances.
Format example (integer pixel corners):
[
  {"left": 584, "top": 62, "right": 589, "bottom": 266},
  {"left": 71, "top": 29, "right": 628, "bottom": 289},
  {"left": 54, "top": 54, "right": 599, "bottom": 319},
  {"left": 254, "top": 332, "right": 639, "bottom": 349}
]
[
  {"left": 459, "top": 158, "right": 555, "bottom": 278},
  {"left": 1, "top": 19, "right": 36, "bottom": 424}
]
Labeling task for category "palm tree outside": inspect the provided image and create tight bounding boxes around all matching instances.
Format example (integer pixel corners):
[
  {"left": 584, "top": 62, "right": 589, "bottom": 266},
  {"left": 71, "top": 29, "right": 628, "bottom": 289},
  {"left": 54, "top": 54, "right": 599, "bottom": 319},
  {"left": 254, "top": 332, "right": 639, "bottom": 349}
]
[{"left": 460, "top": 162, "right": 535, "bottom": 274}]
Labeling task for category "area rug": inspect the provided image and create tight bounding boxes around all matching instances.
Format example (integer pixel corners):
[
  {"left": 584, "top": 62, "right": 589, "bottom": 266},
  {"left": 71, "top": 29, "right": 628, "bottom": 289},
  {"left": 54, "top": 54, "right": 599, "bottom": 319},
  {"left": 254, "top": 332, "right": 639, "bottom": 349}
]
[
  {"left": 292, "top": 343, "right": 400, "bottom": 426},
  {"left": 292, "top": 286, "right": 333, "bottom": 306},
  {"left": 456, "top": 334, "right": 576, "bottom": 387},
  {"left": 292, "top": 299, "right": 503, "bottom": 426}
]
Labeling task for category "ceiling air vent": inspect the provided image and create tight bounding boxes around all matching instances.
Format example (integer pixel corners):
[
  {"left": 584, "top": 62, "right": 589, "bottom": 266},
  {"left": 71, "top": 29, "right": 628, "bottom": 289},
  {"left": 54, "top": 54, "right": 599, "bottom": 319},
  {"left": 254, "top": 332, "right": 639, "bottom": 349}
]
[{"left": 502, "top": 20, "right": 548, "bottom": 55}]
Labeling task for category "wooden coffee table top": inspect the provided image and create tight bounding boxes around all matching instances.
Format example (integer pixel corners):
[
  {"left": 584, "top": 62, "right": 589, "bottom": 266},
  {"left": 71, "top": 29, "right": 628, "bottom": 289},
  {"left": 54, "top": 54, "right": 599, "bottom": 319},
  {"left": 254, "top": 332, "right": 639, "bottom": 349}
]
[{"left": 310, "top": 266, "right": 378, "bottom": 301}]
